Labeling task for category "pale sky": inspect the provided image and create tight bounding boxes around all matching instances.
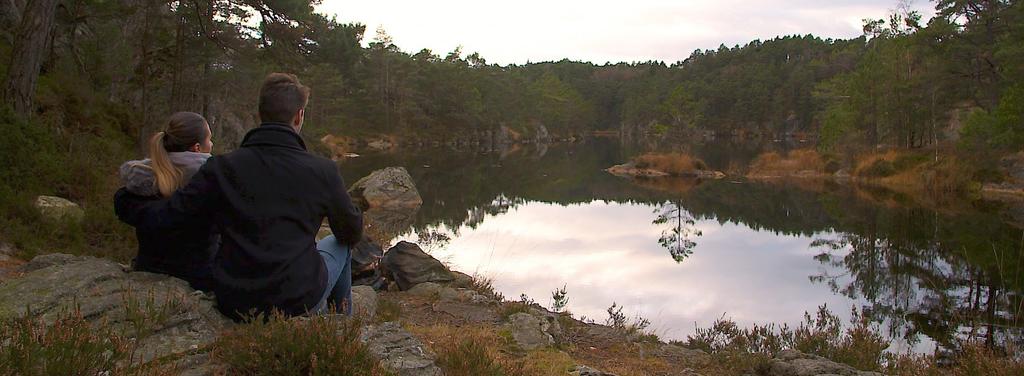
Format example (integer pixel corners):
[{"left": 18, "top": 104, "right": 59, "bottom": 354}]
[{"left": 316, "top": 0, "right": 936, "bottom": 65}]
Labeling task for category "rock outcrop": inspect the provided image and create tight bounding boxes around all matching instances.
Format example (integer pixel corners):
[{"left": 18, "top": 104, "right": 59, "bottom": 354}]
[
  {"left": 360, "top": 322, "right": 443, "bottom": 376},
  {"left": 381, "top": 241, "right": 454, "bottom": 290},
  {"left": 351, "top": 236, "right": 386, "bottom": 290},
  {"left": 767, "top": 349, "right": 883, "bottom": 376},
  {"left": 363, "top": 206, "right": 420, "bottom": 244},
  {"left": 348, "top": 167, "right": 423, "bottom": 209},
  {"left": 34, "top": 195, "right": 84, "bottom": 222},
  {"left": 571, "top": 365, "right": 619, "bottom": 376},
  {"left": 0, "top": 254, "right": 231, "bottom": 370},
  {"left": 507, "top": 312, "right": 556, "bottom": 350},
  {"left": 351, "top": 285, "right": 378, "bottom": 318},
  {"left": 406, "top": 281, "right": 494, "bottom": 304},
  {"left": 606, "top": 163, "right": 725, "bottom": 180},
  {"left": 606, "top": 162, "right": 670, "bottom": 178}
]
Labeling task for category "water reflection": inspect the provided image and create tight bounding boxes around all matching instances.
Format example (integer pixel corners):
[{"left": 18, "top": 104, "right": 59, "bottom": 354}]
[
  {"left": 653, "top": 200, "right": 702, "bottom": 263},
  {"left": 340, "top": 139, "right": 1024, "bottom": 353}
]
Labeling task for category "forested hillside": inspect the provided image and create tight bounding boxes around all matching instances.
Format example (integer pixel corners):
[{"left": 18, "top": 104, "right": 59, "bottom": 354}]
[
  {"left": 0, "top": 0, "right": 1022, "bottom": 257},
  {"left": 4, "top": 0, "right": 1021, "bottom": 146}
]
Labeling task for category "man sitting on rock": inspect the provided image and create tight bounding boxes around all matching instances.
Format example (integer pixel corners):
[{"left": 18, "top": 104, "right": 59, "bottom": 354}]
[{"left": 115, "top": 73, "right": 363, "bottom": 321}]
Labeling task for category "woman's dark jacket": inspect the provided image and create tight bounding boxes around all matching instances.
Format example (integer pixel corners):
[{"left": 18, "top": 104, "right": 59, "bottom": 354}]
[{"left": 117, "top": 153, "right": 218, "bottom": 292}]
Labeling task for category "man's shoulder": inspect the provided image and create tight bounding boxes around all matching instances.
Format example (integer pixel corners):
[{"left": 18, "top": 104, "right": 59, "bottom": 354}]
[
  {"left": 209, "top": 146, "right": 337, "bottom": 174},
  {"left": 309, "top": 155, "right": 343, "bottom": 182}
]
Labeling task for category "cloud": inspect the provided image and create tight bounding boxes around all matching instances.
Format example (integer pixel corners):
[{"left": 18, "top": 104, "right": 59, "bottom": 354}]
[{"left": 315, "top": 0, "right": 936, "bottom": 65}]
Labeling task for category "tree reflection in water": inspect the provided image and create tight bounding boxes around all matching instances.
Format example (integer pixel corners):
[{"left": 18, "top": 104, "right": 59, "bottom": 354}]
[
  {"left": 653, "top": 199, "right": 702, "bottom": 263},
  {"left": 810, "top": 228, "right": 1024, "bottom": 353}
]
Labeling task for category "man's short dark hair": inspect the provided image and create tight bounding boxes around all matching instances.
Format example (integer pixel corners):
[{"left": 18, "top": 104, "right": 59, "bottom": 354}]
[{"left": 258, "top": 73, "right": 310, "bottom": 123}]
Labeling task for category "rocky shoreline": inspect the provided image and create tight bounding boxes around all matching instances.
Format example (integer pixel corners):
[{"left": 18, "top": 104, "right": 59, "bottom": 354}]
[
  {"left": 0, "top": 247, "right": 884, "bottom": 376},
  {"left": 0, "top": 166, "right": 888, "bottom": 375}
]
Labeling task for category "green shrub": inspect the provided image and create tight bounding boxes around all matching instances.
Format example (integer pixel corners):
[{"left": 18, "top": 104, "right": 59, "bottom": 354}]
[
  {"left": 212, "top": 312, "right": 391, "bottom": 376},
  {"left": 0, "top": 105, "right": 137, "bottom": 262},
  {"left": 686, "top": 305, "right": 887, "bottom": 372},
  {"left": 960, "top": 84, "right": 1024, "bottom": 151}
]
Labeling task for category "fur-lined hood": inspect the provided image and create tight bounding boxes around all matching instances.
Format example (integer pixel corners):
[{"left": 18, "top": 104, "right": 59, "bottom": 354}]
[{"left": 119, "top": 152, "right": 211, "bottom": 197}]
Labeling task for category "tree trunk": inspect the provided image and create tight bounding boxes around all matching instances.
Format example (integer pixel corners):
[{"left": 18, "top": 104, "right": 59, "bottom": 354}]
[
  {"left": 0, "top": 0, "right": 26, "bottom": 30},
  {"left": 2, "top": 0, "right": 59, "bottom": 118}
]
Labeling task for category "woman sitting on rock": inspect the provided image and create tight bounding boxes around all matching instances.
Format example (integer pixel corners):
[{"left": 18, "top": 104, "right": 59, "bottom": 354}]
[{"left": 117, "top": 112, "right": 218, "bottom": 291}]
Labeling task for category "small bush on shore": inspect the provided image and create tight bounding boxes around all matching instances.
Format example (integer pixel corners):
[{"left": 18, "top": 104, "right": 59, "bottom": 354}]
[
  {"left": 685, "top": 305, "right": 885, "bottom": 371},
  {"left": 212, "top": 312, "right": 391, "bottom": 376},
  {"left": 633, "top": 152, "right": 708, "bottom": 175},
  {"left": 436, "top": 338, "right": 512, "bottom": 376}
]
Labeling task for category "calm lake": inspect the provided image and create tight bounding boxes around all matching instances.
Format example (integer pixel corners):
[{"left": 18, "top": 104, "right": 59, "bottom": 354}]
[{"left": 339, "top": 138, "right": 1024, "bottom": 354}]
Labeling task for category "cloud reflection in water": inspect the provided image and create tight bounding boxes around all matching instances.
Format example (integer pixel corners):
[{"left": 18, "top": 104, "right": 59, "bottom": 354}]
[{"left": 398, "top": 199, "right": 866, "bottom": 342}]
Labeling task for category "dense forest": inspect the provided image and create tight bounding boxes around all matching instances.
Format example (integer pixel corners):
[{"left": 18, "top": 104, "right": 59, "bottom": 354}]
[
  {"left": 0, "top": 0, "right": 1022, "bottom": 257},
  {"left": 3, "top": 0, "right": 1022, "bottom": 147}
]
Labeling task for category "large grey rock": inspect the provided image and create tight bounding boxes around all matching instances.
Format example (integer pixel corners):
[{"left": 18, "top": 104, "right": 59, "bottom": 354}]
[
  {"left": 0, "top": 254, "right": 231, "bottom": 368},
  {"left": 406, "top": 281, "right": 445, "bottom": 297},
  {"left": 534, "top": 123, "right": 551, "bottom": 143},
  {"left": 507, "top": 312, "right": 554, "bottom": 350},
  {"left": 360, "top": 321, "right": 442, "bottom": 376},
  {"left": 364, "top": 206, "right": 419, "bottom": 244},
  {"left": 348, "top": 167, "right": 423, "bottom": 209},
  {"left": 351, "top": 285, "right": 378, "bottom": 318},
  {"left": 658, "top": 343, "right": 712, "bottom": 366},
  {"left": 381, "top": 242, "right": 453, "bottom": 290},
  {"left": 352, "top": 236, "right": 385, "bottom": 272},
  {"left": 767, "top": 349, "right": 883, "bottom": 376},
  {"left": 34, "top": 195, "right": 84, "bottom": 222}
]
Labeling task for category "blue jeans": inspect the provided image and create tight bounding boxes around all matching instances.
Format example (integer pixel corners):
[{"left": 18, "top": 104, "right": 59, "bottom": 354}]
[{"left": 313, "top": 235, "right": 352, "bottom": 315}]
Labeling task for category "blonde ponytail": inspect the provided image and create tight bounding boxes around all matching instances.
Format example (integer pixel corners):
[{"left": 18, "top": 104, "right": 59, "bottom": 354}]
[{"left": 149, "top": 131, "right": 184, "bottom": 197}]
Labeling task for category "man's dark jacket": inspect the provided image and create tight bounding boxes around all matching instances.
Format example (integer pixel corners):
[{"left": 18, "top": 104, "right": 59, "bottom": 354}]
[{"left": 115, "top": 123, "right": 363, "bottom": 320}]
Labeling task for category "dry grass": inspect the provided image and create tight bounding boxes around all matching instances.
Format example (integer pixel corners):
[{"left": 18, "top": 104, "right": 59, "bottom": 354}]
[
  {"left": 375, "top": 297, "right": 402, "bottom": 323},
  {"left": 407, "top": 323, "right": 575, "bottom": 376},
  {"left": 853, "top": 151, "right": 973, "bottom": 195},
  {"left": 748, "top": 149, "right": 825, "bottom": 177},
  {"left": 568, "top": 342, "right": 678, "bottom": 376},
  {"left": 633, "top": 153, "right": 708, "bottom": 175}
]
